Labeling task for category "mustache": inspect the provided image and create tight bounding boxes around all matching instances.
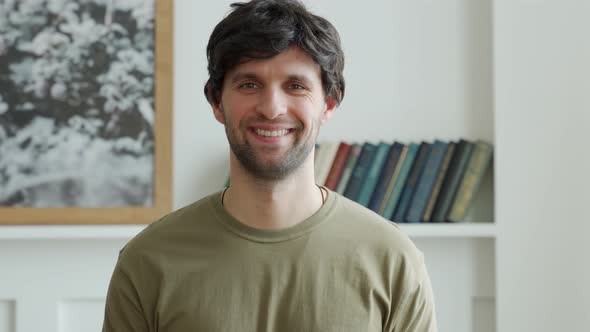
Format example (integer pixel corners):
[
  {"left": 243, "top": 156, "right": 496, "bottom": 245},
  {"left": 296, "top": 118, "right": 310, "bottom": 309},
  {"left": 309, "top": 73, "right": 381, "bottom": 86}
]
[{"left": 244, "top": 117, "right": 303, "bottom": 129}]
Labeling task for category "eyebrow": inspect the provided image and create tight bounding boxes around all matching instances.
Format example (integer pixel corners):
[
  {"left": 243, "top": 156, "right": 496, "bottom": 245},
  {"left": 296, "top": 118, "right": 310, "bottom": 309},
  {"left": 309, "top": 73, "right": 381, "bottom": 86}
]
[
  {"left": 230, "top": 72, "right": 259, "bottom": 84},
  {"left": 229, "top": 72, "right": 315, "bottom": 87},
  {"left": 286, "top": 74, "right": 314, "bottom": 87}
]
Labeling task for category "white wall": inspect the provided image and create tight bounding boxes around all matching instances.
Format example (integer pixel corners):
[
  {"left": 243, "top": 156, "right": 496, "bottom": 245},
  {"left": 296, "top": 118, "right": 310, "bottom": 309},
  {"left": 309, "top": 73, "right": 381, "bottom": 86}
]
[
  {"left": 174, "top": 0, "right": 497, "bottom": 207},
  {"left": 494, "top": 0, "right": 590, "bottom": 331}
]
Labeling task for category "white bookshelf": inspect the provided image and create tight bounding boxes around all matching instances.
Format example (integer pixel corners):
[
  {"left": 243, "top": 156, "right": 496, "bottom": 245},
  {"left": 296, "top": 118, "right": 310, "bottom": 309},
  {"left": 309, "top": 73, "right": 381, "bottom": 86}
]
[
  {"left": 312, "top": 0, "right": 497, "bottom": 331},
  {"left": 0, "top": 223, "right": 497, "bottom": 240},
  {"left": 0, "top": 225, "right": 146, "bottom": 240},
  {"left": 401, "top": 223, "right": 496, "bottom": 238}
]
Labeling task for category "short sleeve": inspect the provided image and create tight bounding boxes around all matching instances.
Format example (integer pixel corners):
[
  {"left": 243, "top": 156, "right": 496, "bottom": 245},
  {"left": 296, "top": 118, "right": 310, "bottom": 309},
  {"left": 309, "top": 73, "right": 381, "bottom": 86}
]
[
  {"left": 102, "top": 252, "right": 149, "bottom": 332},
  {"left": 387, "top": 261, "right": 438, "bottom": 332}
]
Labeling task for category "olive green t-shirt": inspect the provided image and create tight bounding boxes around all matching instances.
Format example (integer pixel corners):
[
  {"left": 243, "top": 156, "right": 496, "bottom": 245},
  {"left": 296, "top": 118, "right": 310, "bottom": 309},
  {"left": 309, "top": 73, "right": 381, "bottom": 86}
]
[{"left": 103, "top": 188, "right": 437, "bottom": 331}]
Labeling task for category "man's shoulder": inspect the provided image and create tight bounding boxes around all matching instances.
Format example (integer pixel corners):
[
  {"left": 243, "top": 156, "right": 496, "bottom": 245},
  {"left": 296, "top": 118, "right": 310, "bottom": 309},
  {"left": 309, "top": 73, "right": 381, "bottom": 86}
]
[
  {"left": 119, "top": 192, "right": 218, "bottom": 257},
  {"left": 329, "top": 193, "right": 425, "bottom": 269},
  {"left": 331, "top": 194, "right": 409, "bottom": 242}
]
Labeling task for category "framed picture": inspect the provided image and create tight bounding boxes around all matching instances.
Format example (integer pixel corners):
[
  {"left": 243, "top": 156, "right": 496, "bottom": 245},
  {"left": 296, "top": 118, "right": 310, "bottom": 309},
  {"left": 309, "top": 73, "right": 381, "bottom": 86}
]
[{"left": 0, "top": 0, "right": 173, "bottom": 224}]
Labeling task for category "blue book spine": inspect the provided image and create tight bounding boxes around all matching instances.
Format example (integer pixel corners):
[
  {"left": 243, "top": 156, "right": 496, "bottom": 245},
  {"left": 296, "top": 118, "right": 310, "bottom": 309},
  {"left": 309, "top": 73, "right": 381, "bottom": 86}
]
[
  {"left": 357, "top": 142, "right": 391, "bottom": 207},
  {"left": 368, "top": 142, "right": 404, "bottom": 212},
  {"left": 343, "top": 142, "right": 377, "bottom": 202},
  {"left": 405, "top": 140, "right": 449, "bottom": 223},
  {"left": 391, "top": 142, "right": 432, "bottom": 223}
]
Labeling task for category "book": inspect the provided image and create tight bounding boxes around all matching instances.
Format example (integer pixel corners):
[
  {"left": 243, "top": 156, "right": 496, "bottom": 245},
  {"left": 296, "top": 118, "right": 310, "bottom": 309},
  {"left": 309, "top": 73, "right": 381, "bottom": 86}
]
[
  {"left": 323, "top": 142, "right": 352, "bottom": 190},
  {"left": 335, "top": 143, "right": 362, "bottom": 194},
  {"left": 392, "top": 142, "right": 432, "bottom": 223},
  {"left": 380, "top": 143, "right": 418, "bottom": 219},
  {"left": 343, "top": 142, "right": 377, "bottom": 202},
  {"left": 422, "top": 142, "right": 456, "bottom": 222},
  {"left": 368, "top": 142, "right": 405, "bottom": 213},
  {"left": 314, "top": 143, "right": 320, "bottom": 163},
  {"left": 356, "top": 142, "right": 391, "bottom": 207},
  {"left": 406, "top": 140, "right": 449, "bottom": 223},
  {"left": 313, "top": 143, "right": 324, "bottom": 181},
  {"left": 448, "top": 140, "right": 493, "bottom": 222},
  {"left": 315, "top": 141, "right": 340, "bottom": 186},
  {"left": 430, "top": 139, "right": 475, "bottom": 222}
]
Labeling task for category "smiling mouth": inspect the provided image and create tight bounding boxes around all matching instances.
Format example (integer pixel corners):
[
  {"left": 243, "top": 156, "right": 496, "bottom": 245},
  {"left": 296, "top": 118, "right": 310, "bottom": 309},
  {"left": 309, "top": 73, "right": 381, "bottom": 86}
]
[{"left": 253, "top": 128, "right": 293, "bottom": 137}]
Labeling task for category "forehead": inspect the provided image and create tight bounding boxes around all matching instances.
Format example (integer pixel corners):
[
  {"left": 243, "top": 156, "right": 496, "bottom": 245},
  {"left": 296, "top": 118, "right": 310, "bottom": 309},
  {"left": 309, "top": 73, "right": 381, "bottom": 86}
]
[{"left": 225, "top": 47, "right": 322, "bottom": 83}]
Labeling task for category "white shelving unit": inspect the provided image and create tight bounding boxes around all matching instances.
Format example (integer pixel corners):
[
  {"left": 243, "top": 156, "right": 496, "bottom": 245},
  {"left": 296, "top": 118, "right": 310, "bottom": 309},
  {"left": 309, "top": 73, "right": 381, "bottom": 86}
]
[
  {"left": 314, "top": 0, "right": 497, "bottom": 331},
  {"left": 0, "top": 225, "right": 146, "bottom": 240},
  {"left": 401, "top": 223, "right": 496, "bottom": 238},
  {"left": 0, "top": 224, "right": 497, "bottom": 240}
]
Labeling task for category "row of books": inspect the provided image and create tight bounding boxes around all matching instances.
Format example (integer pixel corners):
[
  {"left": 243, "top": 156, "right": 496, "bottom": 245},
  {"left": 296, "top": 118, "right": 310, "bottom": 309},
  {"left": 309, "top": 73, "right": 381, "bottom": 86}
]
[{"left": 315, "top": 139, "right": 493, "bottom": 223}]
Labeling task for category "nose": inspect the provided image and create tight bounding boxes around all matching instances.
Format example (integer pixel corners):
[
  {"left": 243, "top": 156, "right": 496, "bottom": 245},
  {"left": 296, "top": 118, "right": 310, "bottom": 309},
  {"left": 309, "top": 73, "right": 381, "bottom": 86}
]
[{"left": 256, "top": 86, "right": 287, "bottom": 119}]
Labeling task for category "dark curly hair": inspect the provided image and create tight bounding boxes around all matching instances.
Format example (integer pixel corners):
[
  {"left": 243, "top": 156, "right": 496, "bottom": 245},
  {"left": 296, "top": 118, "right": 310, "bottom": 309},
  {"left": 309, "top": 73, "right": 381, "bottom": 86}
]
[{"left": 204, "top": 0, "right": 345, "bottom": 106}]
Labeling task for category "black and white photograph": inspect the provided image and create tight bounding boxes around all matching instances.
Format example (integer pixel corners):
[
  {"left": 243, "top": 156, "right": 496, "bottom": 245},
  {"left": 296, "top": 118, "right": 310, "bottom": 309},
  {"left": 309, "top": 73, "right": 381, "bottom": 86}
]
[{"left": 0, "top": 0, "right": 157, "bottom": 208}]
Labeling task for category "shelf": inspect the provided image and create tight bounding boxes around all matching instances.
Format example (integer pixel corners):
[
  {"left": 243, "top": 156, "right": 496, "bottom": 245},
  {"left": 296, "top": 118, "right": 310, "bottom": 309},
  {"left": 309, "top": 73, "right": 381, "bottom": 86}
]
[
  {"left": 399, "top": 223, "right": 496, "bottom": 238},
  {"left": 0, "top": 225, "right": 147, "bottom": 240},
  {"left": 0, "top": 223, "right": 496, "bottom": 240}
]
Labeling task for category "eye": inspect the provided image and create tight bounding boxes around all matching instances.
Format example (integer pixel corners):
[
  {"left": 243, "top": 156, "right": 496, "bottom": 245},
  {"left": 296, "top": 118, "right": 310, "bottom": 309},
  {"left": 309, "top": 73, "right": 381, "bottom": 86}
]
[
  {"left": 239, "top": 82, "right": 258, "bottom": 89},
  {"left": 288, "top": 83, "right": 305, "bottom": 90}
]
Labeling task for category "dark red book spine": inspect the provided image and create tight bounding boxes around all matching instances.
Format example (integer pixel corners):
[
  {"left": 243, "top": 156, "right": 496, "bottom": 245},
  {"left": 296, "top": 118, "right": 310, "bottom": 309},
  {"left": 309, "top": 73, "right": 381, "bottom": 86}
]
[{"left": 324, "top": 142, "right": 352, "bottom": 190}]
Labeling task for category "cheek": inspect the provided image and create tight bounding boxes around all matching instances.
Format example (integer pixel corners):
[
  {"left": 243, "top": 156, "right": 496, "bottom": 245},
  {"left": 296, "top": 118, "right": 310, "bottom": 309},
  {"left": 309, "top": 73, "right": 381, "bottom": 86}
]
[
  {"left": 226, "top": 96, "right": 256, "bottom": 117},
  {"left": 294, "top": 99, "right": 322, "bottom": 121},
  {"left": 220, "top": 105, "right": 245, "bottom": 126}
]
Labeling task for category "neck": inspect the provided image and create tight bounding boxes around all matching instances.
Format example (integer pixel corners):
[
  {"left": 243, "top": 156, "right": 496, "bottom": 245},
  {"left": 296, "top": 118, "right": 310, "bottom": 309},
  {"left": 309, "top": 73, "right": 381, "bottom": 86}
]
[{"left": 222, "top": 153, "right": 325, "bottom": 230}]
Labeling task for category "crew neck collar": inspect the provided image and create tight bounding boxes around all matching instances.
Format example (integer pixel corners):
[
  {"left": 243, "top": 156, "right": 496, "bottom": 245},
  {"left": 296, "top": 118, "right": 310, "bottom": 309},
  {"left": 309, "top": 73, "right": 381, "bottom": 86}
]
[{"left": 209, "top": 186, "right": 338, "bottom": 243}]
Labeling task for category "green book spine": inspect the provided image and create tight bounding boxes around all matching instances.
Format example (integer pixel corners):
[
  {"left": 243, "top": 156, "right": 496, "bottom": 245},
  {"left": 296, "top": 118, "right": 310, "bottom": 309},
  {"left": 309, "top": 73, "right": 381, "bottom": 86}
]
[
  {"left": 344, "top": 142, "right": 378, "bottom": 202},
  {"left": 423, "top": 142, "right": 456, "bottom": 222},
  {"left": 382, "top": 143, "right": 420, "bottom": 220},
  {"left": 377, "top": 144, "right": 408, "bottom": 216},
  {"left": 369, "top": 142, "right": 405, "bottom": 213},
  {"left": 431, "top": 139, "right": 475, "bottom": 223},
  {"left": 448, "top": 140, "right": 493, "bottom": 222},
  {"left": 357, "top": 142, "right": 391, "bottom": 207}
]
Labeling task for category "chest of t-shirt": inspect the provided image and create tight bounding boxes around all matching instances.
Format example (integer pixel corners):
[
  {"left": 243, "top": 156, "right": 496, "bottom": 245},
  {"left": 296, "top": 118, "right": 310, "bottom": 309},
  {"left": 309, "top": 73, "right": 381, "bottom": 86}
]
[{"left": 150, "top": 244, "right": 390, "bottom": 331}]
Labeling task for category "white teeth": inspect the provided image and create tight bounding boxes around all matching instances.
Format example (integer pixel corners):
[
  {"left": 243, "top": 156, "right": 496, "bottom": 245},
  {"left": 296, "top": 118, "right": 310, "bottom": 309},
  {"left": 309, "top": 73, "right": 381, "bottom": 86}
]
[{"left": 255, "top": 129, "right": 289, "bottom": 137}]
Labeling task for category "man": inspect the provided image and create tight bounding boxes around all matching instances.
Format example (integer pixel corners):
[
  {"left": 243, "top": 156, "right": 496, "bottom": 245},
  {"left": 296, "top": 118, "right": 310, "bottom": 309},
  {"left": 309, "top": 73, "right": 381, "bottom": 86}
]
[{"left": 102, "top": 0, "right": 437, "bottom": 331}]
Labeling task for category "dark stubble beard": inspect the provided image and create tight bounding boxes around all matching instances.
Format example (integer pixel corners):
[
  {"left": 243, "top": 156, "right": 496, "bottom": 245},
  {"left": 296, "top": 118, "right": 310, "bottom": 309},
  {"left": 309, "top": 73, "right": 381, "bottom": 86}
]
[{"left": 222, "top": 112, "right": 319, "bottom": 181}]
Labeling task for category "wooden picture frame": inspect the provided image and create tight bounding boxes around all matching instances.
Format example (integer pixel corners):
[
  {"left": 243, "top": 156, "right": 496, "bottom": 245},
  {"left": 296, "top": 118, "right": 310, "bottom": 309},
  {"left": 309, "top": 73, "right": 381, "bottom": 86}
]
[{"left": 0, "top": 1, "right": 173, "bottom": 224}]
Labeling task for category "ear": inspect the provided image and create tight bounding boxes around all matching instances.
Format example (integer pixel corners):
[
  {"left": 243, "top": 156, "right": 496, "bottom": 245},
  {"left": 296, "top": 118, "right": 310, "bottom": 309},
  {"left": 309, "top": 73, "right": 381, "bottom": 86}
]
[
  {"left": 207, "top": 84, "right": 225, "bottom": 125},
  {"left": 212, "top": 102, "right": 226, "bottom": 125},
  {"left": 320, "top": 95, "right": 338, "bottom": 125}
]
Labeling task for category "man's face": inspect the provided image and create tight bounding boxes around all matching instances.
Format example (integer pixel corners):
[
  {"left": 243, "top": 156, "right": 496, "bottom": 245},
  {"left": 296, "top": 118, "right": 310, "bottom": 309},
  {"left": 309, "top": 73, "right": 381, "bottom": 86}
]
[{"left": 212, "top": 47, "right": 337, "bottom": 180}]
